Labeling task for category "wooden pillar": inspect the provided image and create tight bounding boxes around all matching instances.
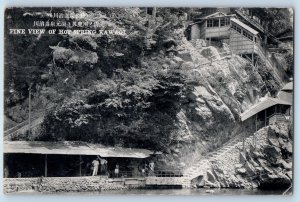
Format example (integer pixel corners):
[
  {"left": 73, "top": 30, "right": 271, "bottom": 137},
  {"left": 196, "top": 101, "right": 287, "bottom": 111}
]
[
  {"left": 219, "top": 18, "right": 221, "bottom": 37},
  {"left": 251, "top": 52, "right": 254, "bottom": 66},
  {"left": 264, "top": 109, "right": 267, "bottom": 126},
  {"left": 255, "top": 113, "right": 258, "bottom": 132},
  {"left": 152, "top": 7, "right": 157, "bottom": 18},
  {"left": 242, "top": 122, "right": 245, "bottom": 155},
  {"left": 44, "top": 154, "right": 48, "bottom": 177},
  {"left": 79, "top": 155, "right": 82, "bottom": 176}
]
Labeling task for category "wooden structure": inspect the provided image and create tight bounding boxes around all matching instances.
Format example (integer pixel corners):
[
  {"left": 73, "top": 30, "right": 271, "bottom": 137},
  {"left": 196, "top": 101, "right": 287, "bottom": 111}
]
[
  {"left": 229, "top": 18, "right": 265, "bottom": 65},
  {"left": 234, "top": 8, "right": 265, "bottom": 34},
  {"left": 188, "top": 12, "right": 234, "bottom": 42},
  {"left": 3, "top": 141, "right": 159, "bottom": 178},
  {"left": 241, "top": 82, "right": 293, "bottom": 131}
]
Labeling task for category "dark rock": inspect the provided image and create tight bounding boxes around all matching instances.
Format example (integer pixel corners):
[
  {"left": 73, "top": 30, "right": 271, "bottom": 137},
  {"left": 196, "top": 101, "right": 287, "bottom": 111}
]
[
  {"left": 259, "top": 173, "right": 291, "bottom": 190},
  {"left": 263, "top": 145, "right": 282, "bottom": 164},
  {"left": 206, "top": 170, "right": 217, "bottom": 183},
  {"left": 244, "top": 162, "right": 255, "bottom": 176},
  {"left": 239, "top": 152, "right": 247, "bottom": 164}
]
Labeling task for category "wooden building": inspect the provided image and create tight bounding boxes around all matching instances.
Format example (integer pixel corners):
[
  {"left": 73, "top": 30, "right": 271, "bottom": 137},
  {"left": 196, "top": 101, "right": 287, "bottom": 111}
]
[
  {"left": 229, "top": 18, "right": 265, "bottom": 65},
  {"left": 186, "top": 10, "right": 267, "bottom": 65},
  {"left": 3, "top": 141, "right": 159, "bottom": 178},
  {"left": 241, "top": 82, "right": 293, "bottom": 132},
  {"left": 188, "top": 12, "right": 234, "bottom": 42}
]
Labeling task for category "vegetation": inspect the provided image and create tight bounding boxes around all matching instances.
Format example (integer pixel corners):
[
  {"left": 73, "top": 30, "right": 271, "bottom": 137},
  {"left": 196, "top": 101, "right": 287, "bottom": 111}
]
[{"left": 4, "top": 7, "right": 293, "bottom": 152}]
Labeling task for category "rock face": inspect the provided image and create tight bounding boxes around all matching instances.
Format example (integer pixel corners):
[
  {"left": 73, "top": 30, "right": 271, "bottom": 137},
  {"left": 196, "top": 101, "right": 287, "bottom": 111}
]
[
  {"left": 195, "top": 122, "right": 292, "bottom": 189},
  {"left": 155, "top": 36, "right": 282, "bottom": 171}
]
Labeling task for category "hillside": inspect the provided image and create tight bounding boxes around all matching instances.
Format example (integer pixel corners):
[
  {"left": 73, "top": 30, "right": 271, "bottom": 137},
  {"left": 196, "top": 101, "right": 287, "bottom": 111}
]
[{"left": 4, "top": 7, "right": 293, "bottom": 173}]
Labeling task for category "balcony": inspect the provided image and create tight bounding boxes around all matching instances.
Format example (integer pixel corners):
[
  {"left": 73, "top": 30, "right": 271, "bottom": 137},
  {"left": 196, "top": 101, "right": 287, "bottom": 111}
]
[{"left": 235, "top": 9, "right": 265, "bottom": 33}]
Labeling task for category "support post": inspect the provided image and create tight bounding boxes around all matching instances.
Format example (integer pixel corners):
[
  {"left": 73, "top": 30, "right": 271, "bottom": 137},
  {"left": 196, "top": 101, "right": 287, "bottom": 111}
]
[
  {"left": 79, "top": 155, "right": 82, "bottom": 176},
  {"left": 242, "top": 122, "right": 245, "bottom": 155},
  {"left": 152, "top": 7, "right": 157, "bottom": 18},
  {"left": 264, "top": 109, "right": 267, "bottom": 127},
  {"left": 44, "top": 154, "right": 48, "bottom": 177},
  {"left": 252, "top": 52, "right": 254, "bottom": 66},
  {"left": 255, "top": 113, "right": 258, "bottom": 132}
]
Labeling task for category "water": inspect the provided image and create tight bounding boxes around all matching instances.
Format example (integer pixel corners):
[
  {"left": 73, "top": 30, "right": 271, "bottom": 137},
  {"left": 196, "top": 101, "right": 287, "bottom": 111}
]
[{"left": 66, "top": 188, "right": 289, "bottom": 196}]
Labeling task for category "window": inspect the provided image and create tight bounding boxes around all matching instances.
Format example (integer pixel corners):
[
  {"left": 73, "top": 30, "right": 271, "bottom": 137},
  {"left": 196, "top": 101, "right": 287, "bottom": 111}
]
[
  {"left": 220, "top": 18, "right": 229, "bottom": 27},
  {"left": 232, "top": 24, "right": 241, "bottom": 33},
  {"left": 243, "top": 30, "right": 254, "bottom": 41},
  {"left": 207, "top": 19, "right": 213, "bottom": 27},
  {"left": 213, "top": 19, "right": 219, "bottom": 27},
  {"left": 220, "top": 18, "right": 225, "bottom": 26},
  {"left": 225, "top": 18, "right": 230, "bottom": 26}
]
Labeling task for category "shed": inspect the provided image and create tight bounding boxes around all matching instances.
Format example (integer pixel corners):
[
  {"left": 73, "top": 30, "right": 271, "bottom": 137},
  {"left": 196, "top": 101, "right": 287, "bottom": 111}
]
[
  {"left": 241, "top": 97, "right": 292, "bottom": 122},
  {"left": 4, "top": 141, "right": 160, "bottom": 178}
]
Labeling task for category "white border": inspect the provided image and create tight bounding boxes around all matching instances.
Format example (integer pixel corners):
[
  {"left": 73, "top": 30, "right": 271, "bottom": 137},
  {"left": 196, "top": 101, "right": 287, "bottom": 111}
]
[{"left": 0, "top": 1, "right": 298, "bottom": 202}]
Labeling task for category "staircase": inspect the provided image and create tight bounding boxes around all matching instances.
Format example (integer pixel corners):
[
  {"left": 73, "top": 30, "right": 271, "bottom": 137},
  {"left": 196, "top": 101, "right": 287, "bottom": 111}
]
[
  {"left": 182, "top": 135, "right": 255, "bottom": 188},
  {"left": 4, "top": 115, "right": 44, "bottom": 141}
]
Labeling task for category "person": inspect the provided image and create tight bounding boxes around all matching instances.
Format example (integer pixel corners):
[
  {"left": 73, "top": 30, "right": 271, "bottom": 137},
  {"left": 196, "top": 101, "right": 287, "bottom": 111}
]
[
  {"left": 114, "top": 164, "right": 119, "bottom": 178},
  {"left": 141, "top": 167, "right": 145, "bottom": 177},
  {"left": 149, "top": 161, "right": 155, "bottom": 176},
  {"left": 4, "top": 166, "right": 9, "bottom": 178},
  {"left": 92, "top": 158, "right": 99, "bottom": 176},
  {"left": 144, "top": 163, "right": 148, "bottom": 176},
  {"left": 98, "top": 156, "right": 108, "bottom": 175}
]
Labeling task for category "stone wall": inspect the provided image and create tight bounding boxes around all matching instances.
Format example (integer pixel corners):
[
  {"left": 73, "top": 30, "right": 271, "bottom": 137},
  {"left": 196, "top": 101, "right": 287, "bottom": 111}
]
[
  {"left": 195, "top": 122, "right": 292, "bottom": 189},
  {"left": 4, "top": 176, "right": 146, "bottom": 194},
  {"left": 145, "top": 177, "right": 184, "bottom": 185}
]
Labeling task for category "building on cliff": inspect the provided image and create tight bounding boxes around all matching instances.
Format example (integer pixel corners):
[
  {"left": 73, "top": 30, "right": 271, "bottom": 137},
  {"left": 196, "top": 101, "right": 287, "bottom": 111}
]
[
  {"left": 185, "top": 8, "right": 274, "bottom": 66},
  {"left": 241, "top": 81, "right": 293, "bottom": 132}
]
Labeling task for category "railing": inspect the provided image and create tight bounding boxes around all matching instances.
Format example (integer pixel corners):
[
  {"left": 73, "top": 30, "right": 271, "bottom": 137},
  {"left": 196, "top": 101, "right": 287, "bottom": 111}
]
[
  {"left": 106, "top": 170, "right": 184, "bottom": 178},
  {"left": 268, "top": 113, "right": 290, "bottom": 125},
  {"left": 4, "top": 112, "right": 44, "bottom": 136},
  {"left": 235, "top": 9, "right": 265, "bottom": 33},
  {"left": 154, "top": 170, "right": 183, "bottom": 177}
]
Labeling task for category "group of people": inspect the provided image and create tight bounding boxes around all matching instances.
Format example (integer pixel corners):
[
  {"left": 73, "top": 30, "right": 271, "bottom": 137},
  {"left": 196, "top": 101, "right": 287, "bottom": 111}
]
[
  {"left": 139, "top": 161, "right": 155, "bottom": 177},
  {"left": 84, "top": 156, "right": 155, "bottom": 178},
  {"left": 83, "top": 156, "right": 108, "bottom": 176}
]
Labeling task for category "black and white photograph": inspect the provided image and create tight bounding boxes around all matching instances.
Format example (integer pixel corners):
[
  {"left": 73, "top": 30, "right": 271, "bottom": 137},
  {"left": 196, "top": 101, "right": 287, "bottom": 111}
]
[{"left": 3, "top": 7, "right": 294, "bottom": 195}]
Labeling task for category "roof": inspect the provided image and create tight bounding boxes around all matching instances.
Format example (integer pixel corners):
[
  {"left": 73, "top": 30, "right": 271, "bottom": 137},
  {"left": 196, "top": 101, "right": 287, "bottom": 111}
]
[
  {"left": 3, "top": 141, "right": 158, "bottom": 158},
  {"left": 231, "top": 18, "right": 259, "bottom": 35},
  {"left": 281, "top": 82, "right": 293, "bottom": 91},
  {"left": 277, "top": 91, "right": 293, "bottom": 104},
  {"left": 193, "top": 12, "right": 235, "bottom": 23},
  {"left": 241, "top": 97, "right": 292, "bottom": 121},
  {"left": 202, "top": 12, "right": 227, "bottom": 19}
]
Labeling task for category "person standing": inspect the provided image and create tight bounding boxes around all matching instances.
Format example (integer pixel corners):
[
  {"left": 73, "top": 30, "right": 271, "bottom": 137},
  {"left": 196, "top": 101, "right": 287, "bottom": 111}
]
[
  {"left": 149, "top": 161, "right": 155, "bottom": 176},
  {"left": 98, "top": 156, "right": 108, "bottom": 175},
  {"left": 92, "top": 158, "right": 100, "bottom": 176},
  {"left": 114, "top": 164, "right": 119, "bottom": 178}
]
